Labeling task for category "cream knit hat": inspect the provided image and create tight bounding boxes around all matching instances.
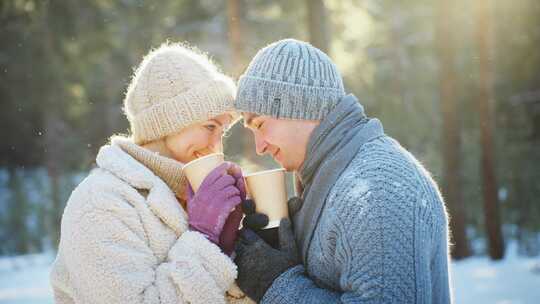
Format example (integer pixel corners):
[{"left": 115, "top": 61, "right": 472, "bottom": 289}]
[{"left": 124, "top": 43, "right": 237, "bottom": 145}]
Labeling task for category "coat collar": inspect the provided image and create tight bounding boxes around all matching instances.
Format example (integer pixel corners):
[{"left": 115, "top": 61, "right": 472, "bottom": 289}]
[{"left": 96, "top": 142, "right": 188, "bottom": 236}]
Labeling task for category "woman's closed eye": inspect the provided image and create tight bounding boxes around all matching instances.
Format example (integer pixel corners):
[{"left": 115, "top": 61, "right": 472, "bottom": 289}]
[{"left": 204, "top": 123, "right": 217, "bottom": 132}]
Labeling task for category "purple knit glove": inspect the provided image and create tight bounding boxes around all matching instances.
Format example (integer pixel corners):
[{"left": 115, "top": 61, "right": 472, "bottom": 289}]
[
  {"left": 186, "top": 163, "right": 242, "bottom": 244},
  {"left": 219, "top": 163, "right": 246, "bottom": 255}
]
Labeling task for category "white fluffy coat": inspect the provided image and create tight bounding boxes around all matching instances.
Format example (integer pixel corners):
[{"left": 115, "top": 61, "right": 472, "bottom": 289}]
[{"left": 50, "top": 143, "right": 252, "bottom": 304}]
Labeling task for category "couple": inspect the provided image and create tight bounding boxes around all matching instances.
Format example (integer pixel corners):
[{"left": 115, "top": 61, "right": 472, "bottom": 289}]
[{"left": 50, "top": 39, "right": 451, "bottom": 304}]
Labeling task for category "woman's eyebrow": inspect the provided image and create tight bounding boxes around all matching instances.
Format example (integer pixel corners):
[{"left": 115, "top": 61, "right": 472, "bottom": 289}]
[{"left": 208, "top": 119, "right": 223, "bottom": 126}]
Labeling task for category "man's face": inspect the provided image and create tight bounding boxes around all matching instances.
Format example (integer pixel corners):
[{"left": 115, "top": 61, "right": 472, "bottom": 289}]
[{"left": 243, "top": 113, "right": 320, "bottom": 171}]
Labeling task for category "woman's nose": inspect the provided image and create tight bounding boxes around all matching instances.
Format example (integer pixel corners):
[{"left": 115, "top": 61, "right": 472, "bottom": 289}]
[{"left": 209, "top": 136, "right": 223, "bottom": 153}]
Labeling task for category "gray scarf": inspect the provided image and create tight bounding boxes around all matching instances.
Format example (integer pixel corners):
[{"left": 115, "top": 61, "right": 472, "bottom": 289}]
[{"left": 294, "top": 94, "right": 385, "bottom": 263}]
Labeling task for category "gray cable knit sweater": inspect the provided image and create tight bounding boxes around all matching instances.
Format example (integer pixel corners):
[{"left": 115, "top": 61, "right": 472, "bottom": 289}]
[{"left": 262, "top": 134, "right": 452, "bottom": 303}]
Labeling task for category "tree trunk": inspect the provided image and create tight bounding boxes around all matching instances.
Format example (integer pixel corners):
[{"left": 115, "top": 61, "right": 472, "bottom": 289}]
[
  {"left": 306, "top": 0, "right": 329, "bottom": 53},
  {"left": 227, "top": 0, "right": 245, "bottom": 77},
  {"left": 7, "top": 168, "right": 29, "bottom": 254},
  {"left": 41, "top": 4, "right": 67, "bottom": 250},
  {"left": 436, "top": 0, "right": 470, "bottom": 259},
  {"left": 44, "top": 113, "right": 66, "bottom": 249},
  {"left": 475, "top": 0, "right": 505, "bottom": 260}
]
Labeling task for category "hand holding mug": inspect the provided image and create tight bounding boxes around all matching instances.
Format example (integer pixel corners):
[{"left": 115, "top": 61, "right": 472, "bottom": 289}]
[{"left": 186, "top": 163, "right": 242, "bottom": 245}]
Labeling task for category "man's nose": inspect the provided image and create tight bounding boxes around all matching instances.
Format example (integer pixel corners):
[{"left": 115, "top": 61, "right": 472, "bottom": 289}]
[{"left": 254, "top": 135, "right": 268, "bottom": 156}]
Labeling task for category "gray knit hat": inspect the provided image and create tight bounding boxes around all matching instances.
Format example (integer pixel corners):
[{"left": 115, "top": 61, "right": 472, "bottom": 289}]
[{"left": 236, "top": 39, "right": 345, "bottom": 120}]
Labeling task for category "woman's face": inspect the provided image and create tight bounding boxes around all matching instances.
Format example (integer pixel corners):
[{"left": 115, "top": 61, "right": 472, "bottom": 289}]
[{"left": 165, "top": 113, "right": 233, "bottom": 163}]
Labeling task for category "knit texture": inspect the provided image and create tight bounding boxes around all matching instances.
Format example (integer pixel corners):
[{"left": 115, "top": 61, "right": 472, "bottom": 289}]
[
  {"left": 294, "top": 94, "right": 374, "bottom": 261},
  {"left": 261, "top": 136, "right": 452, "bottom": 303},
  {"left": 50, "top": 141, "right": 254, "bottom": 304},
  {"left": 235, "top": 219, "right": 300, "bottom": 302},
  {"left": 236, "top": 39, "right": 345, "bottom": 120},
  {"left": 124, "top": 43, "right": 237, "bottom": 144},
  {"left": 112, "top": 136, "right": 187, "bottom": 198}
]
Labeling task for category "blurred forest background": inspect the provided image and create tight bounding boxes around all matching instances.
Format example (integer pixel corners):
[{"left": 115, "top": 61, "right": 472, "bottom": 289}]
[{"left": 0, "top": 0, "right": 539, "bottom": 263}]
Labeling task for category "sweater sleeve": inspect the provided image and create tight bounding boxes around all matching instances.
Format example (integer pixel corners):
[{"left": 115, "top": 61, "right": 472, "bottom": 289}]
[
  {"left": 261, "top": 181, "right": 423, "bottom": 303},
  {"left": 62, "top": 208, "right": 236, "bottom": 304}
]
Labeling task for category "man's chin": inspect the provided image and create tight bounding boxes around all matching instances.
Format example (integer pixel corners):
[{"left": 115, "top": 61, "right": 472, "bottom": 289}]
[
  {"left": 273, "top": 153, "right": 295, "bottom": 171},
  {"left": 275, "top": 159, "right": 294, "bottom": 172},
  {"left": 283, "top": 166, "right": 294, "bottom": 172}
]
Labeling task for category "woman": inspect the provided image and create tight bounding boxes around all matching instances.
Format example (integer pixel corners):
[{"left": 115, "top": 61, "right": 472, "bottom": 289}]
[{"left": 50, "top": 43, "right": 253, "bottom": 303}]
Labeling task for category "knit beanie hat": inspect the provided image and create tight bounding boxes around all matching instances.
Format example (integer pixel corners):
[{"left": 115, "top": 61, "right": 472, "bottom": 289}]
[
  {"left": 235, "top": 39, "right": 345, "bottom": 120},
  {"left": 124, "top": 43, "right": 237, "bottom": 145}
]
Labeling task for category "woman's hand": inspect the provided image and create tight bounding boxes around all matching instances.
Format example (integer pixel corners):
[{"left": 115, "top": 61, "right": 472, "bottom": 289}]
[
  {"left": 186, "top": 163, "right": 242, "bottom": 245},
  {"left": 219, "top": 162, "right": 246, "bottom": 255}
]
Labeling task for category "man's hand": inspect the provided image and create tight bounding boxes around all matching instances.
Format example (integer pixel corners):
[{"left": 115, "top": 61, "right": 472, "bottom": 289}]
[
  {"left": 242, "top": 196, "right": 304, "bottom": 230},
  {"left": 241, "top": 197, "right": 304, "bottom": 248},
  {"left": 241, "top": 199, "right": 269, "bottom": 230},
  {"left": 234, "top": 218, "right": 300, "bottom": 302}
]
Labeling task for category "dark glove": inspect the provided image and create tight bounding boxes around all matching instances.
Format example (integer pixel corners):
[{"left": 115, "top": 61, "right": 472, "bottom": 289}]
[
  {"left": 241, "top": 198, "right": 277, "bottom": 248},
  {"left": 287, "top": 196, "right": 303, "bottom": 217},
  {"left": 242, "top": 196, "right": 304, "bottom": 230},
  {"left": 241, "top": 197, "right": 303, "bottom": 248},
  {"left": 235, "top": 218, "right": 300, "bottom": 302},
  {"left": 241, "top": 199, "right": 269, "bottom": 230}
]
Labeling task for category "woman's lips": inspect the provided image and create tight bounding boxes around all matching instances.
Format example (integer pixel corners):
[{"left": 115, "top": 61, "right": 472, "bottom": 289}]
[{"left": 194, "top": 149, "right": 214, "bottom": 159}]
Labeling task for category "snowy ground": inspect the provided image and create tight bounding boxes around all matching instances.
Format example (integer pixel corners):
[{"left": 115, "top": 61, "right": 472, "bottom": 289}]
[
  {"left": 451, "top": 242, "right": 540, "bottom": 304},
  {"left": 0, "top": 253, "right": 54, "bottom": 304},
  {"left": 0, "top": 243, "right": 539, "bottom": 304}
]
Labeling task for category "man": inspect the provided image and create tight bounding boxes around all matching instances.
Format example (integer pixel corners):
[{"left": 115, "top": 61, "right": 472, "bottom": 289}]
[{"left": 233, "top": 39, "right": 452, "bottom": 304}]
